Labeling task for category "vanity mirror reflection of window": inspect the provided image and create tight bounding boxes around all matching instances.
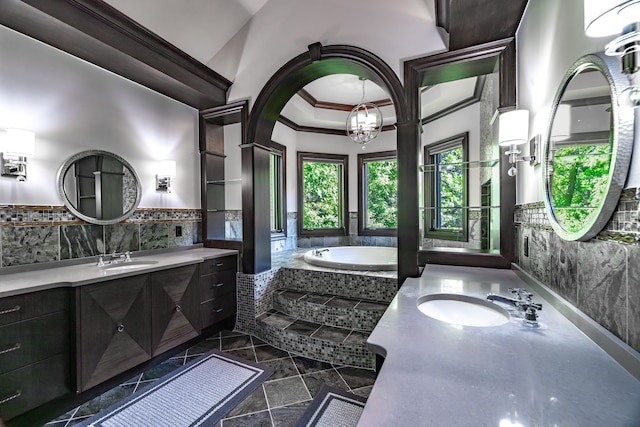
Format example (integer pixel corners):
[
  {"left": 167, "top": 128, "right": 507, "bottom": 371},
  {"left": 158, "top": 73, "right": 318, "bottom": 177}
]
[{"left": 543, "top": 53, "right": 635, "bottom": 241}]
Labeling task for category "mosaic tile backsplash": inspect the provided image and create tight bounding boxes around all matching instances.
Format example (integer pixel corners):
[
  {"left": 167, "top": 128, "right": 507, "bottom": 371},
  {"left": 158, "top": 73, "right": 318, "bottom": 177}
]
[
  {"left": 0, "top": 205, "right": 201, "bottom": 268},
  {"left": 514, "top": 187, "right": 640, "bottom": 353}
]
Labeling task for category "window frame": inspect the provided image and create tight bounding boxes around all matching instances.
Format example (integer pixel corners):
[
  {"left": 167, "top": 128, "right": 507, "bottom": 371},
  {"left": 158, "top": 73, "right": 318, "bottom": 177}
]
[
  {"left": 358, "top": 150, "right": 398, "bottom": 237},
  {"left": 269, "top": 141, "right": 286, "bottom": 239},
  {"left": 424, "top": 132, "right": 469, "bottom": 241},
  {"left": 297, "top": 151, "right": 349, "bottom": 237}
]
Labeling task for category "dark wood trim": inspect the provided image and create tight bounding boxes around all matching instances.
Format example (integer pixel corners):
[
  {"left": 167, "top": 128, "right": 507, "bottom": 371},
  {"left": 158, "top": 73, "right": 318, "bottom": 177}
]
[
  {"left": 277, "top": 115, "right": 396, "bottom": 136},
  {"left": 0, "top": 0, "right": 231, "bottom": 110},
  {"left": 269, "top": 141, "right": 287, "bottom": 237},
  {"left": 296, "top": 151, "right": 349, "bottom": 237},
  {"left": 357, "top": 150, "right": 398, "bottom": 237},
  {"left": 418, "top": 248, "right": 510, "bottom": 268},
  {"left": 405, "top": 38, "right": 517, "bottom": 269},
  {"left": 297, "top": 88, "right": 393, "bottom": 112},
  {"left": 421, "top": 75, "right": 486, "bottom": 124},
  {"left": 245, "top": 42, "right": 411, "bottom": 279}
]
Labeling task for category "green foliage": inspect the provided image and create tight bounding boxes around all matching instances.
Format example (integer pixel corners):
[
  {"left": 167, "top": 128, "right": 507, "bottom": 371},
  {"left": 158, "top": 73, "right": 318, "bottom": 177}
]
[
  {"left": 437, "top": 147, "right": 464, "bottom": 229},
  {"left": 366, "top": 159, "right": 398, "bottom": 228},
  {"left": 302, "top": 161, "right": 342, "bottom": 229},
  {"left": 551, "top": 143, "right": 611, "bottom": 232}
]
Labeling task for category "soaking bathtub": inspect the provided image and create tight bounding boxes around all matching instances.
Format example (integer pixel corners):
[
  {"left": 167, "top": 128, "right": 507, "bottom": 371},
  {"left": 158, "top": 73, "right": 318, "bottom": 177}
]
[{"left": 303, "top": 246, "right": 397, "bottom": 271}]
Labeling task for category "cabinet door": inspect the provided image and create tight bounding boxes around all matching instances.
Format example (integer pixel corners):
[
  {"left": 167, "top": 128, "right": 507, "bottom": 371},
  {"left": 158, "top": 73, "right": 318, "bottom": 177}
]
[
  {"left": 151, "top": 265, "right": 200, "bottom": 356},
  {"left": 79, "top": 275, "right": 151, "bottom": 391}
]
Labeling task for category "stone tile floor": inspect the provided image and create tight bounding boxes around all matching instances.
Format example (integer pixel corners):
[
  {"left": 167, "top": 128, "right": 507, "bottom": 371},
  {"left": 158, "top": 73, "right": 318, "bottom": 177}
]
[{"left": 45, "top": 330, "right": 376, "bottom": 427}]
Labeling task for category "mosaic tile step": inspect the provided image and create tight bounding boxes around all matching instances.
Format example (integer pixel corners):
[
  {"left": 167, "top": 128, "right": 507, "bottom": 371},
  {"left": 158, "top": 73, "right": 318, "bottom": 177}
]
[
  {"left": 255, "top": 310, "right": 375, "bottom": 369},
  {"left": 273, "top": 289, "right": 388, "bottom": 332}
]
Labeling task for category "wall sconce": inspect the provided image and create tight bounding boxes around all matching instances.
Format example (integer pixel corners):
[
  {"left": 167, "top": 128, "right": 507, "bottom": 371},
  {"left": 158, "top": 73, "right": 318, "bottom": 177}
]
[
  {"left": 156, "top": 160, "right": 176, "bottom": 192},
  {"left": 1, "top": 128, "right": 36, "bottom": 181},
  {"left": 498, "top": 110, "right": 532, "bottom": 176},
  {"left": 585, "top": 0, "right": 640, "bottom": 107}
]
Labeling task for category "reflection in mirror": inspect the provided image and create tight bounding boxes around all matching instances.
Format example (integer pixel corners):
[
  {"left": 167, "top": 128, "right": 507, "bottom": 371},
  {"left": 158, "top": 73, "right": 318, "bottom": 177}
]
[
  {"left": 544, "top": 53, "right": 634, "bottom": 241},
  {"left": 57, "top": 150, "right": 141, "bottom": 225},
  {"left": 420, "top": 72, "right": 501, "bottom": 253}
]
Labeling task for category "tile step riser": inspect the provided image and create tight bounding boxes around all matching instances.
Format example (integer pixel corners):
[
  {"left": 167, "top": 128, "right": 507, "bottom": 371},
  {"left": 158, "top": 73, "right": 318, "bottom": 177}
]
[
  {"left": 273, "top": 295, "right": 383, "bottom": 332},
  {"left": 255, "top": 320, "right": 375, "bottom": 369}
]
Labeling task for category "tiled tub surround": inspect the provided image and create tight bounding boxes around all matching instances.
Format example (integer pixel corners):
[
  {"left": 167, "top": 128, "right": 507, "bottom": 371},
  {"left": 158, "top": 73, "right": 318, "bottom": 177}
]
[
  {"left": 514, "top": 188, "right": 640, "bottom": 353},
  {"left": 0, "top": 205, "right": 201, "bottom": 268},
  {"left": 236, "top": 250, "right": 397, "bottom": 368},
  {"left": 360, "top": 265, "right": 640, "bottom": 426}
]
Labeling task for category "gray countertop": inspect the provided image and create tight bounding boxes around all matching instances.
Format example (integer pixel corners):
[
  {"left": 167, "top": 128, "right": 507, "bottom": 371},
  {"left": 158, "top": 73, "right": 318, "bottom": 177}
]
[
  {"left": 360, "top": 264, "right": 640, "bottom": 426},
  {"left": 0, "top": 247, "right": 237, "bottom": 298}
]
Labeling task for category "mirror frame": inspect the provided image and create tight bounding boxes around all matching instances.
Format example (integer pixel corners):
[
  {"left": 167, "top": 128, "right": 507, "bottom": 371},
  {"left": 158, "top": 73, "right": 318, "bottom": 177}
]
[
  {"left": 56, "top": 149, "right": 142, "bottom": 225},
  {"left": 542, "top": 52, "right": 635, "bottom": 241}
]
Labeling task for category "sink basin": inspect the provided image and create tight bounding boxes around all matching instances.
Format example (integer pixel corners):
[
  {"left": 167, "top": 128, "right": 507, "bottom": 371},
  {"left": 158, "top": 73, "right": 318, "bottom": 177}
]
[
  {"left": 417, "top": 293, "right": 510, "bottom": 327},
  {"left": 99, "top": 260, "right": 159, "bottom": 272}
]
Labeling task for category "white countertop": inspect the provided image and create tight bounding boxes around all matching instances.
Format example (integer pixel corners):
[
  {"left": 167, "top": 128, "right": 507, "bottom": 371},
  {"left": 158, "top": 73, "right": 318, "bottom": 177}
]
[
  {"left": 360, "top": 265, "right": 640, "bottom": 426},
  {"left": 0, "top": 248, "right": 237, "bottom": 298}
]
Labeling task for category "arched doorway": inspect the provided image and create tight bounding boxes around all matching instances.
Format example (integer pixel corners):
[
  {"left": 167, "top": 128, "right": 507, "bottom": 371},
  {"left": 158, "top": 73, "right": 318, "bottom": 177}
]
[{"left": 242, "top": 42, "right": 420, "bottom": 284}]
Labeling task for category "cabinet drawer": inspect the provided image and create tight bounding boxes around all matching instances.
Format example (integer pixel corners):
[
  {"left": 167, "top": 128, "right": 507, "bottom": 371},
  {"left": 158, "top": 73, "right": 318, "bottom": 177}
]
[
  {"left": 199, "top": 270, "right": 236, "bottom": 302},
  {"left": 0, "top": 312, "right": 69, "bottom": 375},
  {"left": 0, "top": 353, "right": 70, "bottom": 421},
  {"left": 0, "top": 288, "right": 68, "bottom": 327},
  {"left": 200, "top": 255, "right": 237, "bottom": 275},
  {"left": 200, "top": 293, "right": 236, "bottom": 329}
]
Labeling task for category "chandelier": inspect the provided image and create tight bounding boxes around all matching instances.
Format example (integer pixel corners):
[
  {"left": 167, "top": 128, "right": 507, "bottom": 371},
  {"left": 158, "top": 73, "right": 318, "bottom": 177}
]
[{"left": 346, "top": 77, "right": 383, "bottom": 149}]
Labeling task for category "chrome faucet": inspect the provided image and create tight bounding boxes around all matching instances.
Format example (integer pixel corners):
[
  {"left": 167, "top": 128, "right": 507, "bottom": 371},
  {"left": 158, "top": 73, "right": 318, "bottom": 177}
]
[
  {"left": 98, "top": 251, "right": 132, "bottom": 266},
  {"left": 313, "top": 248, "right": 330, "bottom": 256},
  {"left": 487, "top": 288, "right": 542, "bottom": 325}
]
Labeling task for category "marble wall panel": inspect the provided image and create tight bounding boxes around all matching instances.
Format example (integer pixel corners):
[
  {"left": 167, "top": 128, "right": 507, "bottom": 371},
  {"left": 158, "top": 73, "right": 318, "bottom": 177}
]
[
  {"left": 627, "top": 245, "right": 640, "bottom": 350},
  {"left": 105, "top": 223, "right": 140, "bottom": 253},
  {"left": 60, "top": 224, "right": 104, "bottom": 260},
  {"left": 1, "top": 226, "right": 59, "bottom": 267},
  {"left": 529, "top": 229, "right": 551, "bottom": 285},
  {"left": 140, "top": 223, "right": 169, "bottom": 250},
  {"left": 168, "top": 222, "right": 193, "bottom": 247},
  {"left": 549, "top": 232, "right": 579, "bottom": 304},
  {"left": 576, "top": 241, "right": 628, "bottom": 342}
]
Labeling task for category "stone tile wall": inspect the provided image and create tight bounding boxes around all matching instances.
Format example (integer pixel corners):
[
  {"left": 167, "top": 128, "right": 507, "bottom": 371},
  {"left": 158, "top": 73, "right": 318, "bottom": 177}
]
[
  {"left": 0, "top": 205, "right": 201, "bottom": 268},
  {"left": 514, "top": 188, "right": 640, "bottom": 353}
]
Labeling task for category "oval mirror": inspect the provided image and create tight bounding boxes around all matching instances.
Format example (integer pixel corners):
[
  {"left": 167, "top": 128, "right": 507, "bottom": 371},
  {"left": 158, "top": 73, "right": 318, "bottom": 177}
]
[
  {"left": 543, "top": 53, "right": 634, "bottom": 241},
  {"left": 57, "top": 150, "right": 142, "bottom": 225}
]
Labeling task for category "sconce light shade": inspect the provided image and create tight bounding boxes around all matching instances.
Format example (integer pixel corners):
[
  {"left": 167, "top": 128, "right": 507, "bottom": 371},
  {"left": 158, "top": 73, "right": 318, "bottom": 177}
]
[
  {"left": 551, "top": 104, "right": 572, "bottom": 141},
  {"left": 584, "top": 0, "right": 640, "bottom": 37},
  {"left": 156, "top": 160, "right": 176, "bottom": 193},
  {"left": 1, "top": 128, "right": 35, "bottom": 181},
  {"left": 158, "top": 160, "right": 176, "bottom": 177},
  {"left": 498, "top": 110, "right": 529, "bottom": 147},
  {"left": 4, "top": 129, "right": 36, "bottom": 156}
]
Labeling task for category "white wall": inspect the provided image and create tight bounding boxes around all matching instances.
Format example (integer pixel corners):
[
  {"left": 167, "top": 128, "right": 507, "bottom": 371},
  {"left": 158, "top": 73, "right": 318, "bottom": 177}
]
[
  {"left": 515, "top": 0, "right": 638, "bottom": 204},
  {"left": 223, "top": 123, "right": 243, "bottom": 210},
  {"left": 0, "top": 25, "right": 200, "bottom": 208}
]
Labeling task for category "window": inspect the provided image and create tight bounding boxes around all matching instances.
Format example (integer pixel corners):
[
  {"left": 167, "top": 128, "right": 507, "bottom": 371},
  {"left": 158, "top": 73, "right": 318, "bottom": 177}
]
[
  {"left": 424, "top": 133, "right": 468, "bottom": 241},
  {"left": 269, "top": 142, "right": 286, "bottom": 237},
  {"left": 297, "top": 152, "right": 348, "bottom": 236},
  {"left": 358, "top": 150, "right": 397, "bottom": 236}
]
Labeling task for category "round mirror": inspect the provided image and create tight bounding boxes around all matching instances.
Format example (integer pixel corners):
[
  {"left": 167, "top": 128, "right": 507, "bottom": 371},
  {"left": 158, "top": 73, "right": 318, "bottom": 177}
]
[
  {"left": 57, "top": 150, "right": 142, "bottom": 225},
  {"left": 543, "top": 53, "right": 634, "bottom": 241}
]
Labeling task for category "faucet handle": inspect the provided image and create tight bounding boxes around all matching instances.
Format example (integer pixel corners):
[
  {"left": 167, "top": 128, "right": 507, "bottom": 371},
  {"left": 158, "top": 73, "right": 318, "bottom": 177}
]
[
  {"left": 97, "top": 254, "right": 105, "bottom": 266},
  {"left": 124, "top": 251, "right": 131, "bottom": 261}
]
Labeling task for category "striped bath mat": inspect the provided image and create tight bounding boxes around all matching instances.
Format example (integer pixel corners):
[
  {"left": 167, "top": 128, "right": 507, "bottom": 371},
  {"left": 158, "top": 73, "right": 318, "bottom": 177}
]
[{"left": 78, "top": 349, "right": 274, "bottom": 427}]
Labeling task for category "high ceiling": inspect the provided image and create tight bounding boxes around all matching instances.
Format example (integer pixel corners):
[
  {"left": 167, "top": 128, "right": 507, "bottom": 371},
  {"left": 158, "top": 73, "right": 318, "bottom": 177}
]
[{"left": 98, "top": 0, "right": 525, "bottom": 131}]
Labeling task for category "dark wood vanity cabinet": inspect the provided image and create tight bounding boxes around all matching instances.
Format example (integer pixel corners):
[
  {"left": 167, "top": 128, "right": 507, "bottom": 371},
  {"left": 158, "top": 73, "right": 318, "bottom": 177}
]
[
  {"left": 0, "top": 288, "right": 71, "bottom": 421},
  {"left": 150, "top": 265, "right": 200, "bottom": 356},
  {"left": 199, "top": 255, "right": 237, "bottom": 329},
  {"left": 77, "top": 275, "right": 152, "bottom": 392}
]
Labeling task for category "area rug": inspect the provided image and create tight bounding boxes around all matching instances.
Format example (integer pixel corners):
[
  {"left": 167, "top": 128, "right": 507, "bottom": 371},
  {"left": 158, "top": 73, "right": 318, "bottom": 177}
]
[
  {"left": 294, "top": 385, "right": 367, "bottom": 427},
  {"left": 78, "top": 349, "right": 274, "bottom": 427}
]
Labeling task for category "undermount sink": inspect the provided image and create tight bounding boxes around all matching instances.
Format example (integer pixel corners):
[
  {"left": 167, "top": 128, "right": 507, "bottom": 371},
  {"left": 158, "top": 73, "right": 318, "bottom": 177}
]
[
  {"left": 417, "top": 293, "right": 510, "bottom": 327},
  {"left": 99, "top": 260, "right": 159, "bottom": 272}
]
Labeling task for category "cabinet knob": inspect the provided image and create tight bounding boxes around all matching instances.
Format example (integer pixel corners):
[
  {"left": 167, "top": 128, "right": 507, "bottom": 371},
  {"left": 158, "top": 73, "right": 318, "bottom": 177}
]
[
  {"left": 175, "top": 305, "right": 182, "bottom": 313},
  {"left": 117, "top": 323, "right": 125, "bottom": 333}
]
